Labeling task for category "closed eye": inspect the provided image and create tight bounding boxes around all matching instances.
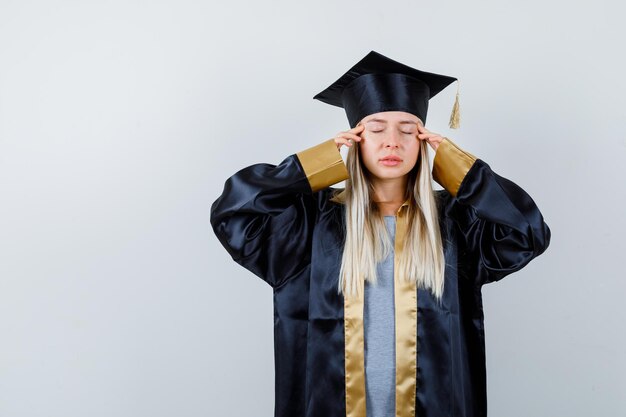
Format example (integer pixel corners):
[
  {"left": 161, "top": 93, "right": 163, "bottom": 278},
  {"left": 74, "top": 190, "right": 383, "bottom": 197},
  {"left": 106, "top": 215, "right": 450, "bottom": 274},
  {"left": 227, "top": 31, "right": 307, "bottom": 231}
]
[{"left": 369, "top": 128, "right": 415, "bottom": 134}]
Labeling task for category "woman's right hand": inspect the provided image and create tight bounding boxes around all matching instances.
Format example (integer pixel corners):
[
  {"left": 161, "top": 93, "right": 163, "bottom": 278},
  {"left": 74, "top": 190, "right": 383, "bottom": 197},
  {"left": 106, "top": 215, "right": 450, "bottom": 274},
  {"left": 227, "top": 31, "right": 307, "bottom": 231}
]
[{"left": 333, "top": 124, "right": 364, "bottom": 151}]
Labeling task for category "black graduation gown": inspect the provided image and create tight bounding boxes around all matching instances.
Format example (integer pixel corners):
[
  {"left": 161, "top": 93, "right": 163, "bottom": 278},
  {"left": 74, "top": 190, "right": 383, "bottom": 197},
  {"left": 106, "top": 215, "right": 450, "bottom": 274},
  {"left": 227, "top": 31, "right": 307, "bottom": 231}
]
[{"left": 210, "top": 137, "right": 551, "bottom": 417}]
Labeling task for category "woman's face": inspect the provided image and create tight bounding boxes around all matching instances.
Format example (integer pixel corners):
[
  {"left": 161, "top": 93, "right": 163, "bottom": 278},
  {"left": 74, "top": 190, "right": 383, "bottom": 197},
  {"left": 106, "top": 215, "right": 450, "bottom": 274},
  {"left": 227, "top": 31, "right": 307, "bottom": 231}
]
[{"left": 357, "top": 111, "right": 421, "bottom": 181}]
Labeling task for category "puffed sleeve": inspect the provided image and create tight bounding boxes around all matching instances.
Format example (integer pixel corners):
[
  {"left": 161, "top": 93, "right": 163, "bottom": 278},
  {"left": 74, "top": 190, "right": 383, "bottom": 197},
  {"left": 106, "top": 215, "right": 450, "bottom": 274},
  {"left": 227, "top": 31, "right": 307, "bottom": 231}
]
[
  {"left": 210, "top": 138, "right": 349, "bottom": 288},
  {"left": 432, "top": 137, "right": 551, "bottom": 286}
]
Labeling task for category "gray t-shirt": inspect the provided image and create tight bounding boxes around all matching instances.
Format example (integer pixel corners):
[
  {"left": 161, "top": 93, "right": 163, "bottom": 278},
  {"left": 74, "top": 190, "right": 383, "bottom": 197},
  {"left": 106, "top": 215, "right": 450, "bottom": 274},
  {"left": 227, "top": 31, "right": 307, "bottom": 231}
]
[{"left": 364, "top": 215, "right": 396, "bottom": 417}]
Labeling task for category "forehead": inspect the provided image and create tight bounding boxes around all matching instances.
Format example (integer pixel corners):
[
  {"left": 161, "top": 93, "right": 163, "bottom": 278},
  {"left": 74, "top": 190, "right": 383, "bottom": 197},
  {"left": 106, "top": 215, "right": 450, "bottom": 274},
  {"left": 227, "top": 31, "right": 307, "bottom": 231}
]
[{"left": 361, "top": 111, "right": 420, "bottom": 124}]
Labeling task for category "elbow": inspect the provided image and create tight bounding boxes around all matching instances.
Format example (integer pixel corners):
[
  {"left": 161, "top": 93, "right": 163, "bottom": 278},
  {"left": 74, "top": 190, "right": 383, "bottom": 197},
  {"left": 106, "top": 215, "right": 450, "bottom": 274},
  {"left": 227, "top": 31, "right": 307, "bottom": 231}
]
[{"left": 535, "top": 220, "right": 551, "bottom": 256}]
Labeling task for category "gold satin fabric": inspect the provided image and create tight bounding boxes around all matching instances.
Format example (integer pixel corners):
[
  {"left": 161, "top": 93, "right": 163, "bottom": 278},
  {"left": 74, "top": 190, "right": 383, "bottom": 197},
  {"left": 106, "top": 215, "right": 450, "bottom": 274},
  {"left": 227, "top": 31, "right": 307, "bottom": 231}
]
[
  {"left": 344, "top": 290, "right": 367, "bottom": 417},
  {"left": 394, "top": 202, "right": 417, "bottom": 417},
  {"left": 295, "top": 138, "right": 349, "bottom": 192},
  {"left": 344, "top": 199, "right": 417, "bottom": 417},
  {"left": 432, "top": 137, "right": 477, "bottom": 197}
]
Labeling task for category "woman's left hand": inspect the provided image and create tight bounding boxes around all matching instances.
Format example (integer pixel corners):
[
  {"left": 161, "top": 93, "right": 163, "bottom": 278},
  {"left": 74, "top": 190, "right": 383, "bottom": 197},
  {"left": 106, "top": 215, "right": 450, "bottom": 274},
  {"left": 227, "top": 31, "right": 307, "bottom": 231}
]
[{"left": 416, "top": 122, "right": 446, "bottom": 151}]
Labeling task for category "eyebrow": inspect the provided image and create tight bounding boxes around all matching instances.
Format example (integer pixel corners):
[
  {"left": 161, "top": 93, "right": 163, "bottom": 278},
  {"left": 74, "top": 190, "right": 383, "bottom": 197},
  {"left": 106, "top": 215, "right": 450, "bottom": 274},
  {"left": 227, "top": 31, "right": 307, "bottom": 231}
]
[{"left": 365, "top": 118, "right": 418, "bottom": 125}]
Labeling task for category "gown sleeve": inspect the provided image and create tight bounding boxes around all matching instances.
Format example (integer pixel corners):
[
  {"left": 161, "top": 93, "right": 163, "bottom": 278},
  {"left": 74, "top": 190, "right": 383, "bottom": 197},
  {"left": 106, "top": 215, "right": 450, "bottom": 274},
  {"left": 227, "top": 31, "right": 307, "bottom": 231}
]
[
  {"left": 432, "top": 137, "right": 551, "bottom": 286},
  {"left": 210, "top": 138, "right": 349, "bottom": 288}
]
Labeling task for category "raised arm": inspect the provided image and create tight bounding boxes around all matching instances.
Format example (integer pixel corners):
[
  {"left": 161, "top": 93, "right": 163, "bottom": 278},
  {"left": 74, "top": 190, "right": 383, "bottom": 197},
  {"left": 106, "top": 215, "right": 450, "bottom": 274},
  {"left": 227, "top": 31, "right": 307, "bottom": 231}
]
[
  {"left": 210, "top": 139, "right": 349, "bottom": 288},
  {"left": 432, "top": 137, "right": 551, "bottom": 286}
]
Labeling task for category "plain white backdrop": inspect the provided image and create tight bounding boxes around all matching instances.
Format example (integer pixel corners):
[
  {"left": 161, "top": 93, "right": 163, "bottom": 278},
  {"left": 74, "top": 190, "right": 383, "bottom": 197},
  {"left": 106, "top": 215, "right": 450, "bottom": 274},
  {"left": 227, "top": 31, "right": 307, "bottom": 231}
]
[{"left": 1, "top": 1, "right": 624, "bottom": 416}]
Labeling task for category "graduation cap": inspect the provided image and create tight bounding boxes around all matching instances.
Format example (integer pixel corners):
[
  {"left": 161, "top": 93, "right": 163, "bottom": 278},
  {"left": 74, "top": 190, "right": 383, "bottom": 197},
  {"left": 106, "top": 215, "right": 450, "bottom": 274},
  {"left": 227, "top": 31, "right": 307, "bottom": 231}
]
[{"left": 313, "top": 50, "right": 461, "bottom": 129}]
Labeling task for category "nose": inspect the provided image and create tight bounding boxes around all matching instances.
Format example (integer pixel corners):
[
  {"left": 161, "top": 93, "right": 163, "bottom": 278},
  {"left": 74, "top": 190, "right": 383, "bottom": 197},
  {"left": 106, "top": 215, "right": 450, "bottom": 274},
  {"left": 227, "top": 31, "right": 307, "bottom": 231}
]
[{"left": 384, "top": 130, "right": 401, "bottom": 148}]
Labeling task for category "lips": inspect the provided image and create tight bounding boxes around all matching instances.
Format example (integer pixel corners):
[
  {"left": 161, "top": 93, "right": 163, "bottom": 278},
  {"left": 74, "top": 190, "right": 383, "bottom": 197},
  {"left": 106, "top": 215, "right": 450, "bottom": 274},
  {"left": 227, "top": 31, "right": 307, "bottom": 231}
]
[
  {"left": 379, "top": 155, "right": 403, "bottom": 167},
  {"left": 380, "top": 156, "right": 402, "bottom": 162}
]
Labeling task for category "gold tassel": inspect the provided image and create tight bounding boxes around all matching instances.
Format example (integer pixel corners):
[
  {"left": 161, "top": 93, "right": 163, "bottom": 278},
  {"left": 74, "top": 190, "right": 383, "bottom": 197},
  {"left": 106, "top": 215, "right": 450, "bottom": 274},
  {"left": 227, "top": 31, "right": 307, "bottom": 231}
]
[{"left": 448, "top": 80, "right": 461, "bottom": 129}]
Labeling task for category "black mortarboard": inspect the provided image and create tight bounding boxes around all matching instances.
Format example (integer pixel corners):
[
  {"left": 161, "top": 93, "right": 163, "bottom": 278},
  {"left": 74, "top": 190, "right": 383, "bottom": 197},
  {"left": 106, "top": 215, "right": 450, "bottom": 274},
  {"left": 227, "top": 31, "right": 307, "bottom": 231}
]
[{"left": 313, "top": 50, "right": 461, "bottom": 129}]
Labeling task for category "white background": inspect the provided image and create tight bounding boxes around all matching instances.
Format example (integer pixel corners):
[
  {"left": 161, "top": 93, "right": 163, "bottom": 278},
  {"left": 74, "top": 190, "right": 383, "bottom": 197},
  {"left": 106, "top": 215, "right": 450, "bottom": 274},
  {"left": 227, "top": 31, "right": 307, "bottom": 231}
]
[{"left": 1, "top": 1, "right": 624, "bottom": 416}]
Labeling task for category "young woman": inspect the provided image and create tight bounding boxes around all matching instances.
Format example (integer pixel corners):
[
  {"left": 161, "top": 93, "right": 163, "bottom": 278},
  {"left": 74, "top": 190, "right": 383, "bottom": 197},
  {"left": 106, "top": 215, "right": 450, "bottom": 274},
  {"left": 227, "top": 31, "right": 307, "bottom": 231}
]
[{"left": 210, "top": 51, "right": 551, "bottom": 417}]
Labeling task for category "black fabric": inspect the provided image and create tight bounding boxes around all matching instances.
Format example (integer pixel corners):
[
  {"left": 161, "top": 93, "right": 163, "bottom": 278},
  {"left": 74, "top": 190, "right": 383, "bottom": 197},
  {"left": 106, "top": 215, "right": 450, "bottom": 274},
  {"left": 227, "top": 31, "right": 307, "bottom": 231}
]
[
  {"left": 210, "top": 153, "right": 551, "bottom": 417},
  {"left": 313, "top": 50, "right": 458, "bottom": 128},
  {"left": 341, "top": 73, "right": 431, "bottom": 129}
]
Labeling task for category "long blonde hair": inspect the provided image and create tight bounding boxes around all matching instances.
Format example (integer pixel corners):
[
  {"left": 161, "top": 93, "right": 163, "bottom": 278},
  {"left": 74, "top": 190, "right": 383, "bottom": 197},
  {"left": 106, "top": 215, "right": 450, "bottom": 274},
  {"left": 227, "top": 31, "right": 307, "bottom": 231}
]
[{"left": 330, "top": 137, "right": 446, "bottom": 303}]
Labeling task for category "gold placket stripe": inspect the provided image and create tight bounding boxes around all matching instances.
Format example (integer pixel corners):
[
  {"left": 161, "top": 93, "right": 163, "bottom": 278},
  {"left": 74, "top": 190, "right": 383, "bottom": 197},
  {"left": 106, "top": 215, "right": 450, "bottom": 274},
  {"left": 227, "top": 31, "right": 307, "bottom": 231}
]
[
  {"left": 344, "top": 288, "right": 366, "bottom": 417},
  {"left": 394, "top": 207, "right": 417, "bottom": 417}
]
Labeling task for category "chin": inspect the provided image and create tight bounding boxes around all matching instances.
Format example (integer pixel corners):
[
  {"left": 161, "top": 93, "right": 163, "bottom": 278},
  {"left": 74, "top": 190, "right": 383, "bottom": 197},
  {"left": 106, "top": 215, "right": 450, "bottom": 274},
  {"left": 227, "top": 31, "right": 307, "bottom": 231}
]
[{"left": 371, "top": 169, "right": 411, "bottom": 180}]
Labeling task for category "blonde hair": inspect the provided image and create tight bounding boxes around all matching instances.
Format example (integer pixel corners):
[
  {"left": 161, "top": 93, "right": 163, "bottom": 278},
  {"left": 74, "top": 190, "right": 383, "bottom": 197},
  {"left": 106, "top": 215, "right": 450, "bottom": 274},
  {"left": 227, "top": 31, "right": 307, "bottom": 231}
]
[{"left": 330, "top": 135, "right": 446, "bottom": 303}]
